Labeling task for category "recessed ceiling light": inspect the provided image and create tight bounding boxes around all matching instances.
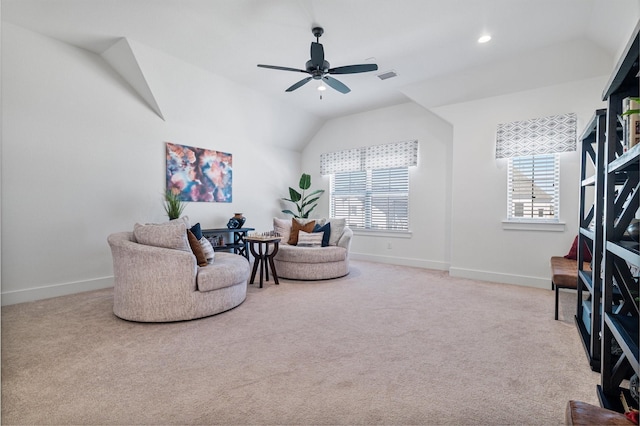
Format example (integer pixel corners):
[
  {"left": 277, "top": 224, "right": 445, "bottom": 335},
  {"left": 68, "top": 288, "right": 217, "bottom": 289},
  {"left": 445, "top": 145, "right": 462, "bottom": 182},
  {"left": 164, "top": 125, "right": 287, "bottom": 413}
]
[{"left": 478, "top": 34, "right": 492, "bottom": 44}]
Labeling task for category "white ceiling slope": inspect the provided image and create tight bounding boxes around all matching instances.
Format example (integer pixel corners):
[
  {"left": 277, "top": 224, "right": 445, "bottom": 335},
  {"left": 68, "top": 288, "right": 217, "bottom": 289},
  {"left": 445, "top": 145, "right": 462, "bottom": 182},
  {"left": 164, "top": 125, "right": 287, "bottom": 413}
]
[
  {"left": 101, "top": 38, "right": 166, "bottom": 120},
  {"left": 2, "top": 0, "right": 639, "bottom": 120}
]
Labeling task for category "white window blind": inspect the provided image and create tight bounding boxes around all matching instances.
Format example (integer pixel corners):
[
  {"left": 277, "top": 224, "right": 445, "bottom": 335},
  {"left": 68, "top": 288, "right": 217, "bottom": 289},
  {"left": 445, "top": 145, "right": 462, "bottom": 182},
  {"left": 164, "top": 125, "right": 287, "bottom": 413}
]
[
  {"left": 507, "top": 154, "right": 559, "bottom": 220},
  {"left": 331, "top": 168, "right": 410, "bottom": 231}
]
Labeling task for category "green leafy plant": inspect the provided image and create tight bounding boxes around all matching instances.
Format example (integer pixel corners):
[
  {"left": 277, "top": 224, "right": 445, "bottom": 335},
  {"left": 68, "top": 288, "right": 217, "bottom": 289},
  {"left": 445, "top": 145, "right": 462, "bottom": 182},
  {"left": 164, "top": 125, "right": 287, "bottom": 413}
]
[
  {"left": 623, "top": 97, "right": 640, "bottom": 116},
  {"left": 164, "top": 189, "right": 186, "bottom": 220},
  {"left": 282, "top": 173, "right": 324, "bottom": 219}
]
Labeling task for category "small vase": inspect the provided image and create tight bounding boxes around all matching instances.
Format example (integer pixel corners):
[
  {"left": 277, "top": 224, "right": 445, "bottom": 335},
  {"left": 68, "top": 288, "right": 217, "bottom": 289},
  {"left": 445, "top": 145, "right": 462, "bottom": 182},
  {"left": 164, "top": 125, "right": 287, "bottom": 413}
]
[
  {"left": 227, "top": 213, "right": 246, "bottom": 229},
  {"left": 234, "top": 213, "right": 246, "bottom": 227}
]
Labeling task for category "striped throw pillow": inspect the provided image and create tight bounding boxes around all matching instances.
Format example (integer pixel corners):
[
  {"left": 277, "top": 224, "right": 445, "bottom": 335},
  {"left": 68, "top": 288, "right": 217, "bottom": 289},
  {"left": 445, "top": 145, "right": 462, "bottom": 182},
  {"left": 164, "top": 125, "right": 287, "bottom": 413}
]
[
  {"left": 297, "top": 231, "right": 323, "bottom": 247},
  {"left": 199, "top": 237, "right": 215, "bottom": 263}
]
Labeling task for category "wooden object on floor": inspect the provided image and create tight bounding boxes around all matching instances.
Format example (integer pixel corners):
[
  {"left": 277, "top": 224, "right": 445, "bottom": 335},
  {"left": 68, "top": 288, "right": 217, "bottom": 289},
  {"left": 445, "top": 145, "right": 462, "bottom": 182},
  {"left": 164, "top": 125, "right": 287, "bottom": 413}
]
[{"left": 565, "top": 400, "right": 633, "bottom": 425}]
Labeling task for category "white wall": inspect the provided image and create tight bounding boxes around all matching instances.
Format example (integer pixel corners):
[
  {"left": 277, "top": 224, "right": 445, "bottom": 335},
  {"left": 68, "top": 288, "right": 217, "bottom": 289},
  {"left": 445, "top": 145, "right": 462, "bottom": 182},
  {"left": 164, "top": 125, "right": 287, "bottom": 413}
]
[
  {"left": 1, "top": 23, "right": 323, "bottom": 304},
  {"left": 0, "top": 20, "right": 626, "bottom": 304},
  {"left": 433, "top": 76, "right": 608, "bottom": 288},
  {"left": 0, "top": 8, "right": 3, "bottom": 306},
  {"left": 302, "top": 77, "right": 609, "bottom": 289},
  {"left": 301, "top": 102, "right": 453, "bottom": 270}
]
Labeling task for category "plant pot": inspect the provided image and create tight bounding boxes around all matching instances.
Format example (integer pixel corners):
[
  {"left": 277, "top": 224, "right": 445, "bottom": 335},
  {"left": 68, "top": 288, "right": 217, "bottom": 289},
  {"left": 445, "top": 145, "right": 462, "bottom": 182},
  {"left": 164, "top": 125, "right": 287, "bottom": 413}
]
[{"left": 227, "top": 213, "right": 246, "bottom": 229}]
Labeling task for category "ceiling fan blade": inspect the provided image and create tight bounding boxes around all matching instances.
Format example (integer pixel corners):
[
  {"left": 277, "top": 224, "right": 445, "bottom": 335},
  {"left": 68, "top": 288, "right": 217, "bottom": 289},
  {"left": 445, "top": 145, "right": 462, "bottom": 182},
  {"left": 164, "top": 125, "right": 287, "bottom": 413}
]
[
  {"left": 286, "top": 76, "right": 313, "bottom": 92},
  {"left": 310, "top": 42, "right": 324, "bottom": 69},
  {"left": 257, "top": 64, "right": 308, "bottom": 73},
  {"left": 323, "top": 76, "right": 350, "bottom": 94},
  {"left": 328, "top": 64, "right": 379, "bottom": 74}
]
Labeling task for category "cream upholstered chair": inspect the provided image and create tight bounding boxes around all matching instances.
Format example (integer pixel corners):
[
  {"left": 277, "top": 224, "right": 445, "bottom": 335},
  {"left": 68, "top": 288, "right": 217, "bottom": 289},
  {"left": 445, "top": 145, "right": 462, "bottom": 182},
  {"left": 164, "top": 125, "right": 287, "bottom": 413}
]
[
  {"left": 271, "top": 217, "right": 352, "bottom": 280},
  {"left": 108, "top": 222, "right": 249, "bottom": 322}
]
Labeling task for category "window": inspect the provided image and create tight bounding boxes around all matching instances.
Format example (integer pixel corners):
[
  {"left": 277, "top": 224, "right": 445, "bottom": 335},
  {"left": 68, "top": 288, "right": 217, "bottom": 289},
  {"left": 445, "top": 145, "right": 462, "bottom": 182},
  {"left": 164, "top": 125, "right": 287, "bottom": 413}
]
[
  {"left": 496, "top": 113, "right": 574, "bottom": 228},
  {"left": 321, "top": 140, "right": 418, "bottom": 232},
  {"left": 330, "top": 167, "right": 410, "bottom": 231},
  {"left": 507, "top": 154, "right": 559, "bottom": 221}
]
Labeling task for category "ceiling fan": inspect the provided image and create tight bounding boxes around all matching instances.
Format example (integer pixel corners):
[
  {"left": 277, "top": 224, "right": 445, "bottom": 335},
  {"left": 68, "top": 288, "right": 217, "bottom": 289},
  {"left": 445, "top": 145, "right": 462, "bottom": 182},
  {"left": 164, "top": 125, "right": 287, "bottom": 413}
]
[{"left": 257, "top": 27, "right": 378, "bottom": 94}]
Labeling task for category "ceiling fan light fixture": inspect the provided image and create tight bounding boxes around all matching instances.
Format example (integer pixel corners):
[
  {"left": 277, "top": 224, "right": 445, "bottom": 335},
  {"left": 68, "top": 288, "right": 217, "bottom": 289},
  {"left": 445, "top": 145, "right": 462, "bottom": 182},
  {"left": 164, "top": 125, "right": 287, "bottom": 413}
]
[
  {"left": 317, "top": 82, "right": 327, "bottom": 91},
  {"left": 478, "top": 34, "right": 492, "bottom": 44}
]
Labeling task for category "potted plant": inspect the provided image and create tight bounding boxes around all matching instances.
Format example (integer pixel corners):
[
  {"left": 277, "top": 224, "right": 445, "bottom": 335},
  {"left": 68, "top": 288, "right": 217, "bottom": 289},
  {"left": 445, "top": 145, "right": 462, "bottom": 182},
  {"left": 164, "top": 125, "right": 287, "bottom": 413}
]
[
  {"left": 282, "top": 173, "right": 324, "bottom": 219},
  {"left": 164, "top": 189, "right": 186, "bottom": 220}
]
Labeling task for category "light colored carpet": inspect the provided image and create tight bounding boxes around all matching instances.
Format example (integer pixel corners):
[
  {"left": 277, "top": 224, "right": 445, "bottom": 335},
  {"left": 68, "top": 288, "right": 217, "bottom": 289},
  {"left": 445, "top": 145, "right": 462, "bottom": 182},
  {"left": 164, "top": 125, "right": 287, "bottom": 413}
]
[{"left": 2, "top": 260, "right": 599, "bottom": 425}]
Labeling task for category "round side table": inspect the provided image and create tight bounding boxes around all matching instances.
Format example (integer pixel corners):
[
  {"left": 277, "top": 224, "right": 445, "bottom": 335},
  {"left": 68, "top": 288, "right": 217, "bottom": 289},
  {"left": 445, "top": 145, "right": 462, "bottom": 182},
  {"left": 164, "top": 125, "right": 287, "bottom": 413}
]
[{"left": 246, "top": 237, "right": 281, "bottom": 288}]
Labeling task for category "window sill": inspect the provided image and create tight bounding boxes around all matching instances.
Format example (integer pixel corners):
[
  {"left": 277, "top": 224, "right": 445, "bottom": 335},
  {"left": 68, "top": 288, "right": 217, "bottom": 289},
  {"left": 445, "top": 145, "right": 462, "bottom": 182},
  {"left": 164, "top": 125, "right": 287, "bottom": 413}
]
[
  {"left": 502, "top": 220, "right": 566, "bottom": 232},
  {"left": 352, "top": 229, "right": 412, "bottom": 239}
]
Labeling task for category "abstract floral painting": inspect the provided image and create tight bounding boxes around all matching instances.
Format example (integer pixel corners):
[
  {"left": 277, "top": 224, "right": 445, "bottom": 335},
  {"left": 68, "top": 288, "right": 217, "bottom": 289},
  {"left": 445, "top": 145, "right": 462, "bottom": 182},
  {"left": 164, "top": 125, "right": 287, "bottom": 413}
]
[{"left": 166, "top": 142, "right": 232, "bottom": 202}]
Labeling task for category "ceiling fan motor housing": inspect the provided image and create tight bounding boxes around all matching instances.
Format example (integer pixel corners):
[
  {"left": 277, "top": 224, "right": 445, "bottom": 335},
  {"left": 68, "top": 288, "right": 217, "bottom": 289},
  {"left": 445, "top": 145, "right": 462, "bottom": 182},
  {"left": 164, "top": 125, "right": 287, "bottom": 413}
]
[
  {"left": 306, "top": 60, "right": 330, "bottom": 78},
  {"left": 312, "top": 27, "right": 324, "bottom": 39}
]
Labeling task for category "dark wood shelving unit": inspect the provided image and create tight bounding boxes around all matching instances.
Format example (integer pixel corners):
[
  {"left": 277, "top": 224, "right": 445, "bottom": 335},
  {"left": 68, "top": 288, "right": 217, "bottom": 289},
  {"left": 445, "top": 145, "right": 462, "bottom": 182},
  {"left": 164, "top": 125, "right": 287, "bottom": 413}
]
[
  {"left": 201, "top": 227, "right": 255, "bottom": 260},
  {"left": 576, "top": 109, "right": 606, "bottom": 372},
  {"left": 596, "top": 20, "right": 639, "bottom": 413}
]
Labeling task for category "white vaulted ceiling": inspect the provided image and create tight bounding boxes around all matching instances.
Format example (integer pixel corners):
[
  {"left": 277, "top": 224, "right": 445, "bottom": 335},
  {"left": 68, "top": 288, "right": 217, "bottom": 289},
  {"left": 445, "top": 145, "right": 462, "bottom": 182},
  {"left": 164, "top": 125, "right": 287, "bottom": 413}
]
[{"left": 2, "top": 0, "right": 639, "bottom": 120}]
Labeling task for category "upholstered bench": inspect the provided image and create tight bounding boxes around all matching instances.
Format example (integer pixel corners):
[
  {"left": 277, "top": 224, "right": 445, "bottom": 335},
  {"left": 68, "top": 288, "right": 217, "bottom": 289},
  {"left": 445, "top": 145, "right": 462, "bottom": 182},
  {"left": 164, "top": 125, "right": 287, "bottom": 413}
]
[
  {"left": 550, "top": 256, "right": 590, "bottom": 320},
  {"left": 565, "top": 400, "right": 634, "bottom": 425}
]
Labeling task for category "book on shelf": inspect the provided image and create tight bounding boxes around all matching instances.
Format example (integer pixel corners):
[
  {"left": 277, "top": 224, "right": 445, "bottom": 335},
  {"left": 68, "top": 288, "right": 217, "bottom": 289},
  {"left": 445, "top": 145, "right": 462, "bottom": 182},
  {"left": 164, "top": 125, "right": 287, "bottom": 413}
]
[{"left": 623, "top": 97, "right": 640, "bottom": 152}]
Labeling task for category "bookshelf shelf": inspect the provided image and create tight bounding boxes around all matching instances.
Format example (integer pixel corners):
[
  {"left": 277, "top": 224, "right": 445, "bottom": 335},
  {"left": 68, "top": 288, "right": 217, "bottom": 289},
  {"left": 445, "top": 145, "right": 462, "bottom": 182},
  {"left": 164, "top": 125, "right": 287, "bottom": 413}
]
[{"left": 597, "top": 20, "right": 639, "bottom": 413}]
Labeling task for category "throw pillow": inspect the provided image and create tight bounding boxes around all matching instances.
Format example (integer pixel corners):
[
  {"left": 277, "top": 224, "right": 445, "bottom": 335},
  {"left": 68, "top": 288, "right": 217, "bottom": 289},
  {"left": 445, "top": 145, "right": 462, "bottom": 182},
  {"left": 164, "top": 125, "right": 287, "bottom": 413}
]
[
  {"left": 187, "top": 230, "right": 208, "bottom": 267},
  {"left": 133, "top": 222, "right": 190, "bottom": 252},
  {"left": 199, "top": 237, "right": 215, "bottom": 263},
  {"left": 288, "top": 219, "right": 316, "bottom": 245},
  {"left": 565, "top": 235, "right": 592, "bottom": 262},
  {"left": 313, "top": 222, "right": 331, "bottom": 247},
  {"left": 324, "top": 217, "right": 346, "bottom": 246},
  {"left": 273, "top": 217, "right": 292, "bottom": 245},
  {"left": 297, "top": 231, "right": 324, "bottom": 247},
  {"left": 564, "top": 236, "right": 578, "bottom": 259},
  {"left": 190, "top": 222, "right": 203, "bottom": 240},
  {"left": 170, "top": 216, "right": 190, "bottom": 229}
]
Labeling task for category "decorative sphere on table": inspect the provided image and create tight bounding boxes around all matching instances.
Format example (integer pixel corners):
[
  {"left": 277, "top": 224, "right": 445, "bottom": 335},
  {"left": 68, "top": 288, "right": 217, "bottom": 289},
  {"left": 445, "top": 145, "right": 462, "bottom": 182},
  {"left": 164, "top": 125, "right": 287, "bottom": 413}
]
[{"left": 227, "top": 213, "right": 246, "bottom": 229}]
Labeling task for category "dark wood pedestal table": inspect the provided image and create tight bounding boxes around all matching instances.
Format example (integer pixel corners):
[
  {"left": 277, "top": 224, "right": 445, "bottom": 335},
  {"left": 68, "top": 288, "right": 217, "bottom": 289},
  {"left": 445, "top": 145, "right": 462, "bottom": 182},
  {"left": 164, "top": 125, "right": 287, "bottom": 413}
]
[{"left": 246, "top": 236, "right": 281, "bottom": 288}]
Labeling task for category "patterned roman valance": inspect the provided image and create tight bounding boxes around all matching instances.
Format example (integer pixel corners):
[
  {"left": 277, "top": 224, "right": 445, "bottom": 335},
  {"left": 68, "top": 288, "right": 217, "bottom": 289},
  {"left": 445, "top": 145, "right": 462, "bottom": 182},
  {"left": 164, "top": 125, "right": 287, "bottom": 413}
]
[
  {"left": 320, "top": 140, "right": 418, "bottom": 175},
  {"left": 319, "top": 147, "right": 363, "bottom": 175},
  {"left": 495, "top": 113, "right": 576, "bottom": 159}
]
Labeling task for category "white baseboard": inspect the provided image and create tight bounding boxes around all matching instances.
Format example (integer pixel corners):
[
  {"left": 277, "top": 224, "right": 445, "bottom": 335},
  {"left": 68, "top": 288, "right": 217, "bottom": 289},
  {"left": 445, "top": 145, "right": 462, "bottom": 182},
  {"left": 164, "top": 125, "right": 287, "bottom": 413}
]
[
  {"left": 350, "top": 253, "right": 550, "bottom": 289},
  {"left": 0, "top": 264, "right": 550, "bottom": 306},
  {"left": 449, "top": 267, "right": 550, "bottom": 289},
  {"left": 1, "top": 276, "right": 114, "bottom": 306},
  {"left": 350, "top": 252, "right": 450, "bottom": 271}
]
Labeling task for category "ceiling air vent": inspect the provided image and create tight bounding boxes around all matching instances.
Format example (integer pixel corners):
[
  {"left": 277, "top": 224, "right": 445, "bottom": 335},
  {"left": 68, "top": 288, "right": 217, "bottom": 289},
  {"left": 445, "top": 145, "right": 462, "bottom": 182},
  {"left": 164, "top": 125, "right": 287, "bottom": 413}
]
[{"left": 377, "top": 70, "right": 398, "bottom": 80}]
